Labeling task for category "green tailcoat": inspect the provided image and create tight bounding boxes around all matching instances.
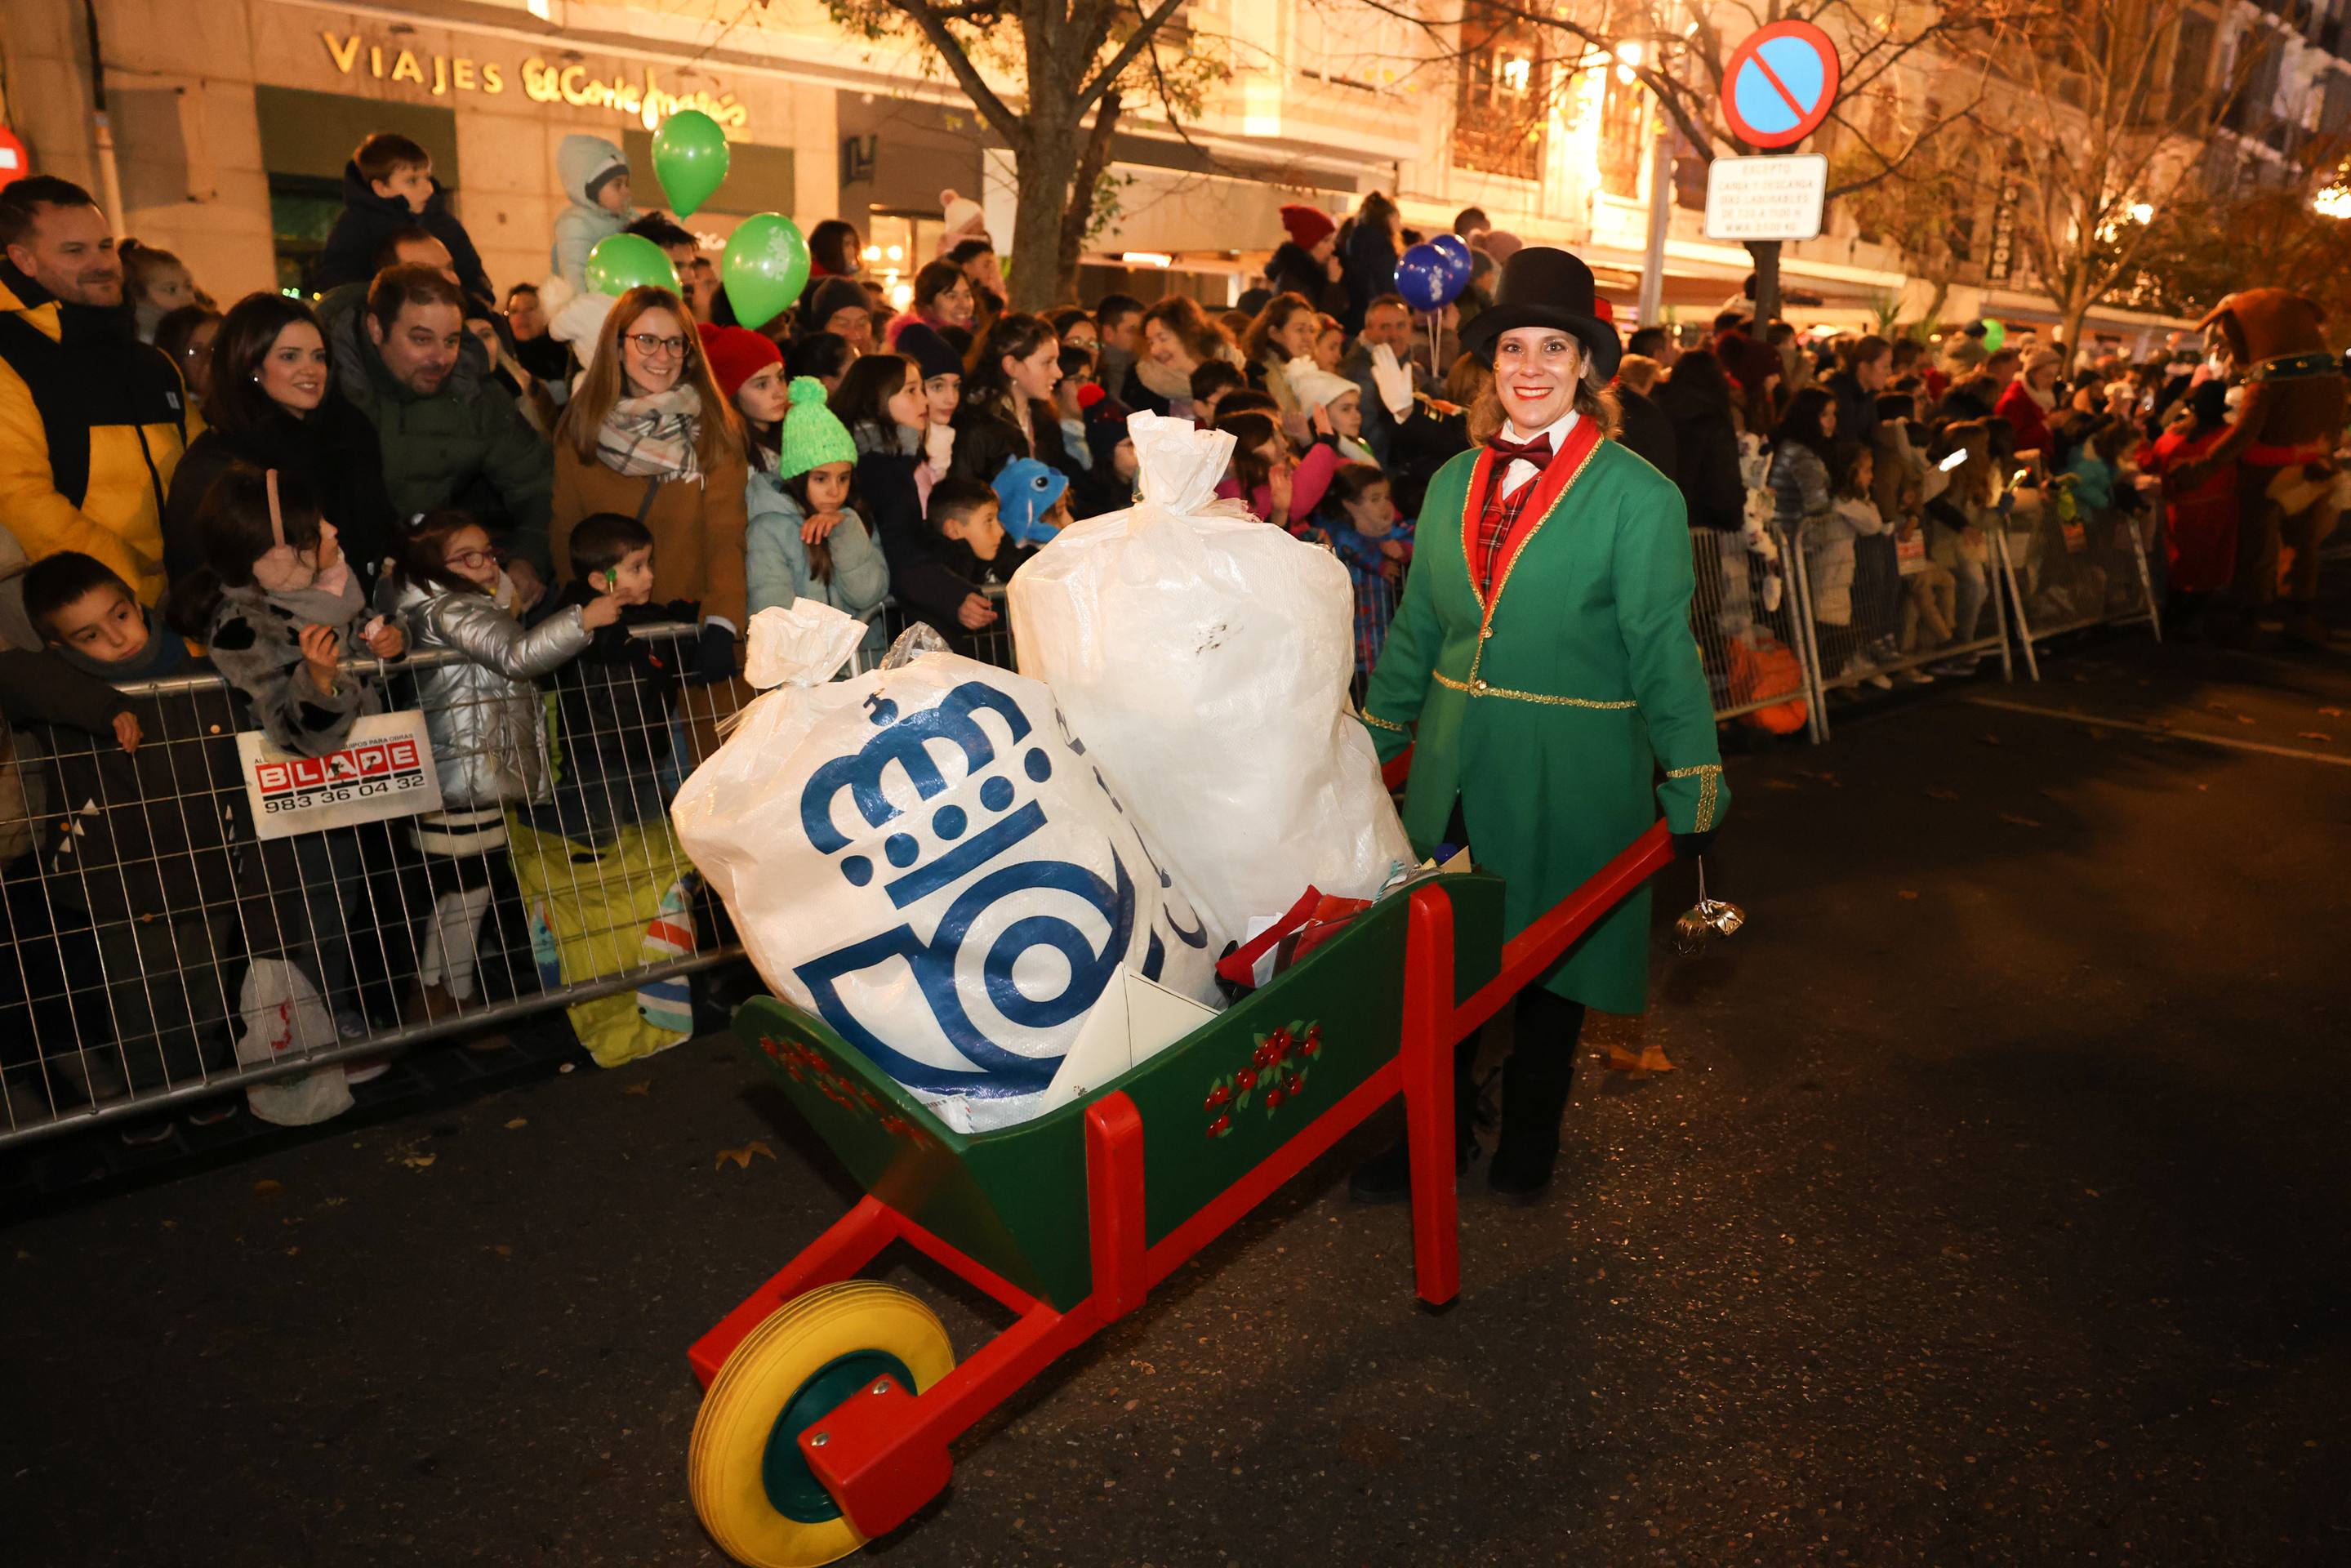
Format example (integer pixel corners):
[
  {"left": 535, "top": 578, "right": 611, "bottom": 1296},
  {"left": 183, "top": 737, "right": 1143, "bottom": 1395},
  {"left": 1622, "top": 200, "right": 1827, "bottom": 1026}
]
[{"left": 1360, "top": 436, "right": 1726, "bottom": 1013}]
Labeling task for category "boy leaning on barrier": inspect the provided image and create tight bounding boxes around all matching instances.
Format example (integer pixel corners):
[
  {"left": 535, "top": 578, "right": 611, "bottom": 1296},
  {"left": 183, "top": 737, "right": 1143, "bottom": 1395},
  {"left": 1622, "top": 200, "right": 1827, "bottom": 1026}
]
[
  {"left": 14, "top": 551, "right": 247, "bottom": 1123},
  {"left": 535, "top": 511, "right": 697, "bottom": 841}
]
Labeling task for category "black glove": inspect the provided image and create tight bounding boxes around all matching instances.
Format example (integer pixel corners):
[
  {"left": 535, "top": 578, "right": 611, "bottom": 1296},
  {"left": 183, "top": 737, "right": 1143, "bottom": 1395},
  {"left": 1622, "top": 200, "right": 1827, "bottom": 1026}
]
[
  {"left": 688, "top": 622, "right": 738, "bottom": 686},
  {"left": 1672, "top": 829, "right": 1716, "bottom": 862}
]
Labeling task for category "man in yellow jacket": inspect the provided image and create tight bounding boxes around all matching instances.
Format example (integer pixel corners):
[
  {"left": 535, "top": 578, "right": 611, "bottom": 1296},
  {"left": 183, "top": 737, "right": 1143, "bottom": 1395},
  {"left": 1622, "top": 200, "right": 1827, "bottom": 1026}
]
[{"left": 0, "top": 176, "right": 186, "bottom": 610}]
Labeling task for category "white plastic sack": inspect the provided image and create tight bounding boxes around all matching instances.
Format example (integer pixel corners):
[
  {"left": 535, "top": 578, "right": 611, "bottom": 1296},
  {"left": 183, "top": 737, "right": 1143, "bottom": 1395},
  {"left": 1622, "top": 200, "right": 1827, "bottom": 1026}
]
[
  {"left": 1007, "top": 412, "right": 1413, "bottom": 947},
  {"left": 235, "top": 957, "right": 352, "bottom": 1127},
  {"left": 674, "top": 604, "right": 1217, "bottom": 1133}
]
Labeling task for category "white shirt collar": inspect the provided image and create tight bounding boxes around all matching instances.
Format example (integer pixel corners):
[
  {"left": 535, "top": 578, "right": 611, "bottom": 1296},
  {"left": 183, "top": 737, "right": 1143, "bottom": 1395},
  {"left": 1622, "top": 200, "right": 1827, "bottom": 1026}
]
[{"left": 1500, "top": 406, "right": 1580, "bottom": 450}]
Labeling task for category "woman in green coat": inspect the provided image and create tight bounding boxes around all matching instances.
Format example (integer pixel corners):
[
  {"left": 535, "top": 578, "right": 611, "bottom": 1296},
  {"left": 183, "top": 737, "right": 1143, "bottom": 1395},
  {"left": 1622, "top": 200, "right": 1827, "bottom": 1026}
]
[{"left": 1350, "top": 247, "right": 1727, "bottom": 1203}]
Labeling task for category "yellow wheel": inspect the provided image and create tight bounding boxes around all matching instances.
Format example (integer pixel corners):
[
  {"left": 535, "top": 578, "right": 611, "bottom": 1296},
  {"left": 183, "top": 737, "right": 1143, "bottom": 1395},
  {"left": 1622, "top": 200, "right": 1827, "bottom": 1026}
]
[{"left": 689, "top": 1282, "right": 955, "bottom": 1567}]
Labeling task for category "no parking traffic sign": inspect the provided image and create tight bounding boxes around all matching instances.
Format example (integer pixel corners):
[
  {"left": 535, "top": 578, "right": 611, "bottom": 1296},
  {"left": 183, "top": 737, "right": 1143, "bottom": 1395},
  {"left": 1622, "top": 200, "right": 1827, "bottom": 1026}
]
[{"left": 1721, "top": 20, "right": 1841, "bottom": 150}]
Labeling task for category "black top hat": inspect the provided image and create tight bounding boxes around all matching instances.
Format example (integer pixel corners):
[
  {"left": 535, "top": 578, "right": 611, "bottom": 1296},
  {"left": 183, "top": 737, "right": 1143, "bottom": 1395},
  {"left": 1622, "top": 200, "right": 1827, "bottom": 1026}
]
[{"left": 1458, "top": 247, "right": 1622, "bottom": 381}]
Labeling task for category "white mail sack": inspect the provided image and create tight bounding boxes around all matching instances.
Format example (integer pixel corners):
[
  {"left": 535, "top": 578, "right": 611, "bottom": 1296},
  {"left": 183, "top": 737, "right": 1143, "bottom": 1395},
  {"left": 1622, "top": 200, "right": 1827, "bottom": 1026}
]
[
  {"left": 1008, "top": 411, "right": 1413, "bottom": 947},
  {"left": 673, "top": 604, "right": 1218, "bottom": 1134}
]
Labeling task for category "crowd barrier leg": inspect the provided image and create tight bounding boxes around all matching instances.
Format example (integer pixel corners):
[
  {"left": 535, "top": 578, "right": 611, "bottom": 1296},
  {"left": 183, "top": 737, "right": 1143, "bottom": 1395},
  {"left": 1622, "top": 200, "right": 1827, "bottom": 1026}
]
[
  {"left": 1994, "top": 528, "right": 2042, "bottom": 684},
  {"left": 1783, "top": 526, "right": 1833, "bottom": 742}
]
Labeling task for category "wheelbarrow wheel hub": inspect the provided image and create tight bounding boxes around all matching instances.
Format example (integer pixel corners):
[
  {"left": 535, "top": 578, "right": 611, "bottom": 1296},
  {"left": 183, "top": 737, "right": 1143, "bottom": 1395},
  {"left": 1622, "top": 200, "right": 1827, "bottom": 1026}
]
[{"left": 690, "top": 1282, "right": 955, "bottom": 1567}]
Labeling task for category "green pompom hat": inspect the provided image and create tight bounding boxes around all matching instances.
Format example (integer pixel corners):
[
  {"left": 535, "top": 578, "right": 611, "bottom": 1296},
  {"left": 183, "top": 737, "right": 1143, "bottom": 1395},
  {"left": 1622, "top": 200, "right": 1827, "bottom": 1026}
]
[{"left": 774, "top": 375, "right": 858, "bottom": 481}]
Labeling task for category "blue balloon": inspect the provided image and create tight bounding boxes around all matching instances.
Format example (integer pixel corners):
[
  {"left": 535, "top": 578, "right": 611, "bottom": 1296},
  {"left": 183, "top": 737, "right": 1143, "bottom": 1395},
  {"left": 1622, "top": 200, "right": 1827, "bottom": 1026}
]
[
  {"left": 1396, "top": 243, "right": 1456, "bottom": 312},
  {"left": 1428, "top": 233, "right": 1475, "bottom": 289}
]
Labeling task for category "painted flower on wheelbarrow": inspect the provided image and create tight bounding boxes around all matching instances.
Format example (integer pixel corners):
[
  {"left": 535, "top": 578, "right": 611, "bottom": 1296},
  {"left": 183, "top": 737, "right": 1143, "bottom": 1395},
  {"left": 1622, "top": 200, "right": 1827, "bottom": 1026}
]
[{"left": 1204, "top": 1019, "right": 1320, "bottom": 1138}]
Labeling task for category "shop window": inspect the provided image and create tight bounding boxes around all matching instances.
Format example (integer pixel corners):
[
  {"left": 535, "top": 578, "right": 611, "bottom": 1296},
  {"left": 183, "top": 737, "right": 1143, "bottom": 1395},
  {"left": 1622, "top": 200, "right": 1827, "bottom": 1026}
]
[
  {"left": 1455, "top": 2, "right": 1545, "bottom": 180},
  {"left": 859, "top": 212, "right": 947, "bottom": 311},
  {"left": 257, "top": 87, "right": 459, "bottom": 185},
  {"left": 1598, "top": 67, "right": 1648, "bottom": 199}
]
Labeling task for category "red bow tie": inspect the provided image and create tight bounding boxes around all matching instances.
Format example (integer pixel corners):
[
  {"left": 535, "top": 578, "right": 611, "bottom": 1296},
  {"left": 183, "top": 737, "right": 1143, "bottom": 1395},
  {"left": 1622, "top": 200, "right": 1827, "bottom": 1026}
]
[{"left": 1488, "top": 433, "right": 1555, "bottom": 470}]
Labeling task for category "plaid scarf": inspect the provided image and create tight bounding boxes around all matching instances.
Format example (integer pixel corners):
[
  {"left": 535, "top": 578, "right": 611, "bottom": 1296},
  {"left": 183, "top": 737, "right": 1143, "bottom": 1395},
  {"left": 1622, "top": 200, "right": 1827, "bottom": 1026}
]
[{"left": 595, "top": 385, "right": 704, "bottom": 483}]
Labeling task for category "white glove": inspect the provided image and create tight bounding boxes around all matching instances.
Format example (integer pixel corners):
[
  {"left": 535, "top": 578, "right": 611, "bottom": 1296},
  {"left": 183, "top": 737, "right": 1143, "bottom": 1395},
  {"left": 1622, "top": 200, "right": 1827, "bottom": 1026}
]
[
  {"left": 924, "top": 421, "right": 955, "bottom": 476},
  {"left": 1369, "top": 343, "right": 1414, "bottom": 422}
]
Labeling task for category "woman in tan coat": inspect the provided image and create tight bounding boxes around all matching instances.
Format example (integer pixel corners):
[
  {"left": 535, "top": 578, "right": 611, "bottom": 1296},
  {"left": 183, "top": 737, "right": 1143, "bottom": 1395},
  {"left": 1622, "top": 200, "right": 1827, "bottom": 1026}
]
[{"left": 550, "top": 284, "right": 748, "bottom": 680}]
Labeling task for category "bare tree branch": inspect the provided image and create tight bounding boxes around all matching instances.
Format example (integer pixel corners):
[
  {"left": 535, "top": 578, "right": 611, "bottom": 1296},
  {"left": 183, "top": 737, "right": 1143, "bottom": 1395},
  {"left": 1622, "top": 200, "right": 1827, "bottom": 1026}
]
[
  {"left": 890, "top": 0, "right": 1031, "bottom": 151},
  {"left": 1079, "top": 0, "right": 1192, "bottom": 111}
]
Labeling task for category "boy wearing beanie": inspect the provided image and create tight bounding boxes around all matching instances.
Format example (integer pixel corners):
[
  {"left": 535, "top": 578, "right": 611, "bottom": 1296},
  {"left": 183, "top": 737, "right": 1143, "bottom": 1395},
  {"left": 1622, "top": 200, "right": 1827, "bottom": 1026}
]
[
  {"left": 550, "top": 135, "right": 637, "bottom": 296},
  {"left": 746, "top": 376, "right": 890, "bottom": 625},
  {"left": 800, "top": 276, "right": 876, "bottom": 353}
]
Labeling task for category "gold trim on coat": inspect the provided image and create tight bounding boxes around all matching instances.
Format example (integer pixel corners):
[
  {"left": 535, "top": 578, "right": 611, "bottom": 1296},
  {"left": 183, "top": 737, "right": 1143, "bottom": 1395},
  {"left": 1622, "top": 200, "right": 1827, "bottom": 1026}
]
[
  {"left": 1668, "top": 764, "right": 1723, "bottom": 831},
  {"left": 1432, "top": 670, "right": 1638, "bottom": 710}
]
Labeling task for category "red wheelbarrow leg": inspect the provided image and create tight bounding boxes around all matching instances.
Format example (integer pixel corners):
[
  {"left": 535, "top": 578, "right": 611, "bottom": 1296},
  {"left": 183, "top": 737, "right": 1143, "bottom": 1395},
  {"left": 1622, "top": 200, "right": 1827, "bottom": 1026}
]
[
  {"left": 1401, "top": 884, "right": 1462, "bottom": 1307},
  {"left": 802, "top": 1300, "right": 1101, "bottom": 1539},
  {"left": 688, "top": 1196, "right": 899, "bottom": 1388},
  {"left": 1084, "top": 1093, "right": 1149, "bottom": 1321}
]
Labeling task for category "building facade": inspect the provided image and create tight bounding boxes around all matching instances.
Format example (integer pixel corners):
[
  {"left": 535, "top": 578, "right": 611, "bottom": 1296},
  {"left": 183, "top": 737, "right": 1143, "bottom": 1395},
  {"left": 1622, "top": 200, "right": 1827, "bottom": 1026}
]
[{"left": 3, "top": 0, "right": 2343, "bottom": 331}]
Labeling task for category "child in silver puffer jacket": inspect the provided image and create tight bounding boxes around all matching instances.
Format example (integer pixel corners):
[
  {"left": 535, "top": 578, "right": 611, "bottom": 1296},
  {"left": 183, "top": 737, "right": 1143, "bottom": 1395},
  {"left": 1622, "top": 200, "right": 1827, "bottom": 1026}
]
[{"left": 387, "top": 510, "right": 617, "bottom": 1029}]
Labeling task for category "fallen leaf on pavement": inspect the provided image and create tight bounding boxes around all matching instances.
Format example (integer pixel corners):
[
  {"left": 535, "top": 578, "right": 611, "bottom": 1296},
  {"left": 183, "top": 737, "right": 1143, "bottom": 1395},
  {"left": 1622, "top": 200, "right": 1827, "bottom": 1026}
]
[
  {"left": 1978, "top": 733, "right": 2002, "bottom": 746},
  {"left": 622, "top": 1081, "right": 652, "bottom": 1097},
  {"left": 1764, "top": 778, "right": 1799, "bottom": 791},
  {"left": 2236, "top": 715, "right": 2255, "bottom": 725},
  {"left": 1926, "top": 788, "right": 1960, "bottom": 801},
  {"left": 1898, "top": 890, "right": 1920, "bottom": 900},
  {"left": 1998, "top": 813, "right": 2044, "bottom": 828},
  {"left": 2318, "top": 706, "right": 2344, "bottom": 718},
  {"left": 715, "top": 1140, "right": 776, "bottom": 1171},
  {"left": 495, "top": 1244, "right": 513, "bottom": 1257},
  {"left": 503, "top": 1117, "right": 528, "bottom": 1129},
  {"left": 2299, "top": 732, "right": 2333, "bottom": 742},
  {"left": 252, "top": 1178, "right": 284, "bottom": 1197},
  {"left": 1605, "top": 1044, "right": 1676, "bottom": 1077},
  {"left": 402, "top": 1152, "right": 436, "bottom": 1170}
]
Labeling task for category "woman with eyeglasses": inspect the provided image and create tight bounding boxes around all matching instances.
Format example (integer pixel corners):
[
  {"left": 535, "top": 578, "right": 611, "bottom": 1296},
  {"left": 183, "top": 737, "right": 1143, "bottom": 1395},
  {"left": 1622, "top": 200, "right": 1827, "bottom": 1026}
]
[
  {"left": 162, "top": 292, "right": 397, "bottom": 587},
  {"left": 549, "top": 285, "right": 748, "bottom": 685}
]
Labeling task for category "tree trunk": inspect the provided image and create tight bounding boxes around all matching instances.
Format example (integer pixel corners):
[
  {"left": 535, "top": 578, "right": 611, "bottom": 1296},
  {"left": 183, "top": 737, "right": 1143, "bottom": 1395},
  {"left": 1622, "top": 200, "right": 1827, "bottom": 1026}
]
[
  {"left": 1009, "top": 115, "right": 1081, "bottom": 314},
  {"left": 1921, "top": 274, "right": 1950, "bottom": 332},
  {"left": 2058, "top": 275, "right": 2091, "bottom": 368},
  {"left": 1055, "top": 93, "right": 1124, "bottom": 303},
  {"left": 1747, "top": 240, "right": 1783, "bottom": 323}
]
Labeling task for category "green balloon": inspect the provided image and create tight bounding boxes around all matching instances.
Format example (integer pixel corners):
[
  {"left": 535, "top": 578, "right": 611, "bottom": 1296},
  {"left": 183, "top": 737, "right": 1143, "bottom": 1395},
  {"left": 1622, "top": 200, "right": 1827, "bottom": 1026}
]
[
  {"left": 723, "top": 213, "right": 810, "bottom": 332},
  {"left": 652, "top": 109, "right": 730, "bottom": 219},
  {"left": 584, "top": 233, "right": 680, "bottom": 297},
  {"left": 1981, "top": 318, "right": 2006, "bottom": 353}
]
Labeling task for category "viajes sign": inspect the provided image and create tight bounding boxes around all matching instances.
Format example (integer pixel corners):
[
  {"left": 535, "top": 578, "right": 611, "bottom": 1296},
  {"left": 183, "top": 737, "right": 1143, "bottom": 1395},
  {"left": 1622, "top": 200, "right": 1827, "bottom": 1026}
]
[{"left": 318, "top": 30, "right": 750, "bottom": 133}]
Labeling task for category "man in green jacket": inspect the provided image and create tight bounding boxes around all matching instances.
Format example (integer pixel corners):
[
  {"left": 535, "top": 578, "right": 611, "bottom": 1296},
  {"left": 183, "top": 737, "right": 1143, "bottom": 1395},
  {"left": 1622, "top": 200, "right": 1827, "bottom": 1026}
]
[
  {"left": 1351, "top": 246, "right": 1727, "bottom": 1205},
  {"left": 320, "top": 265, "right": 551, "bottom": 605}
]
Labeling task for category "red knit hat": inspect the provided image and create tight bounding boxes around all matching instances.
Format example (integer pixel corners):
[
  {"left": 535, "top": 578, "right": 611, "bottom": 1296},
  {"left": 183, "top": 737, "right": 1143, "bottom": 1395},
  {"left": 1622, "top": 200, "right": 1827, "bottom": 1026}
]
[
  {"left": 1279, "top": 203, "right": 1336, "bottom": 251},
  {"left": 697, "top": 323, "right": 781, "bottom": 401}
]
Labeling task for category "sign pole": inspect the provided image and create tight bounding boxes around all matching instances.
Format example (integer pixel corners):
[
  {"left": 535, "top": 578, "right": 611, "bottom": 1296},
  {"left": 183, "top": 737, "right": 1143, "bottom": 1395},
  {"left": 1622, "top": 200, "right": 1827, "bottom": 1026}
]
[{"left": 1636, "top": 109, "right": 1672, "bottom": 330}]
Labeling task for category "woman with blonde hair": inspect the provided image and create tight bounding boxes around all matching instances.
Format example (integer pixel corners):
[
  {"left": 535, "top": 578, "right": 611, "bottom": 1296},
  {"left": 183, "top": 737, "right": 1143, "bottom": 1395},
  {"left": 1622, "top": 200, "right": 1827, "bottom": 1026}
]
[
  {"left": 550, "top": 284, "right": 748, "bottom": 682},
  {"left": 1352, "top": 246, "right": 1721, "bottom": 1206}
]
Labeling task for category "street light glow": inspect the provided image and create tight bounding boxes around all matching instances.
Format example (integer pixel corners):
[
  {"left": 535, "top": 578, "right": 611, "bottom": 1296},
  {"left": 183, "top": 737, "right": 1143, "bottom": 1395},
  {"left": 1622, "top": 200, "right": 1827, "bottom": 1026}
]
[{"left": 2315, "top": 186, "right": 2351, "bottom": 218}]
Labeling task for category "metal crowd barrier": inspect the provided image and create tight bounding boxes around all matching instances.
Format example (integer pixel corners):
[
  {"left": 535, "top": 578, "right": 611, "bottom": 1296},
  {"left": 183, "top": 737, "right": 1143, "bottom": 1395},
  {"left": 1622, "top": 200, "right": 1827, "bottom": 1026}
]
[
  {"left": 1688, "top": 524, "right": 1824, "bottom": 743},
  {"left": 0, "top": 621, "right": 751, "bottom": 1146}
]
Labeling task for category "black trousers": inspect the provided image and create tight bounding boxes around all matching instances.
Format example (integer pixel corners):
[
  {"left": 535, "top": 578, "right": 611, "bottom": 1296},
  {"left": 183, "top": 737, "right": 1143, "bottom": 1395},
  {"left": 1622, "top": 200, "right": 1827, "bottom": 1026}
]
[{"left": 1444, "top": 800, "right": 1589, "bottom": 1152}]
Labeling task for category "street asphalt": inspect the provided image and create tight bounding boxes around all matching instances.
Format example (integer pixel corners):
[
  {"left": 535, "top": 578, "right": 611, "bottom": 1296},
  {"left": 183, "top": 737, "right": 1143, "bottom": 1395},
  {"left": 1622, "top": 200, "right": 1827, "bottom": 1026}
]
[{"left": 7, "top": 581, "right": 2349, "bottom": 1567}]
